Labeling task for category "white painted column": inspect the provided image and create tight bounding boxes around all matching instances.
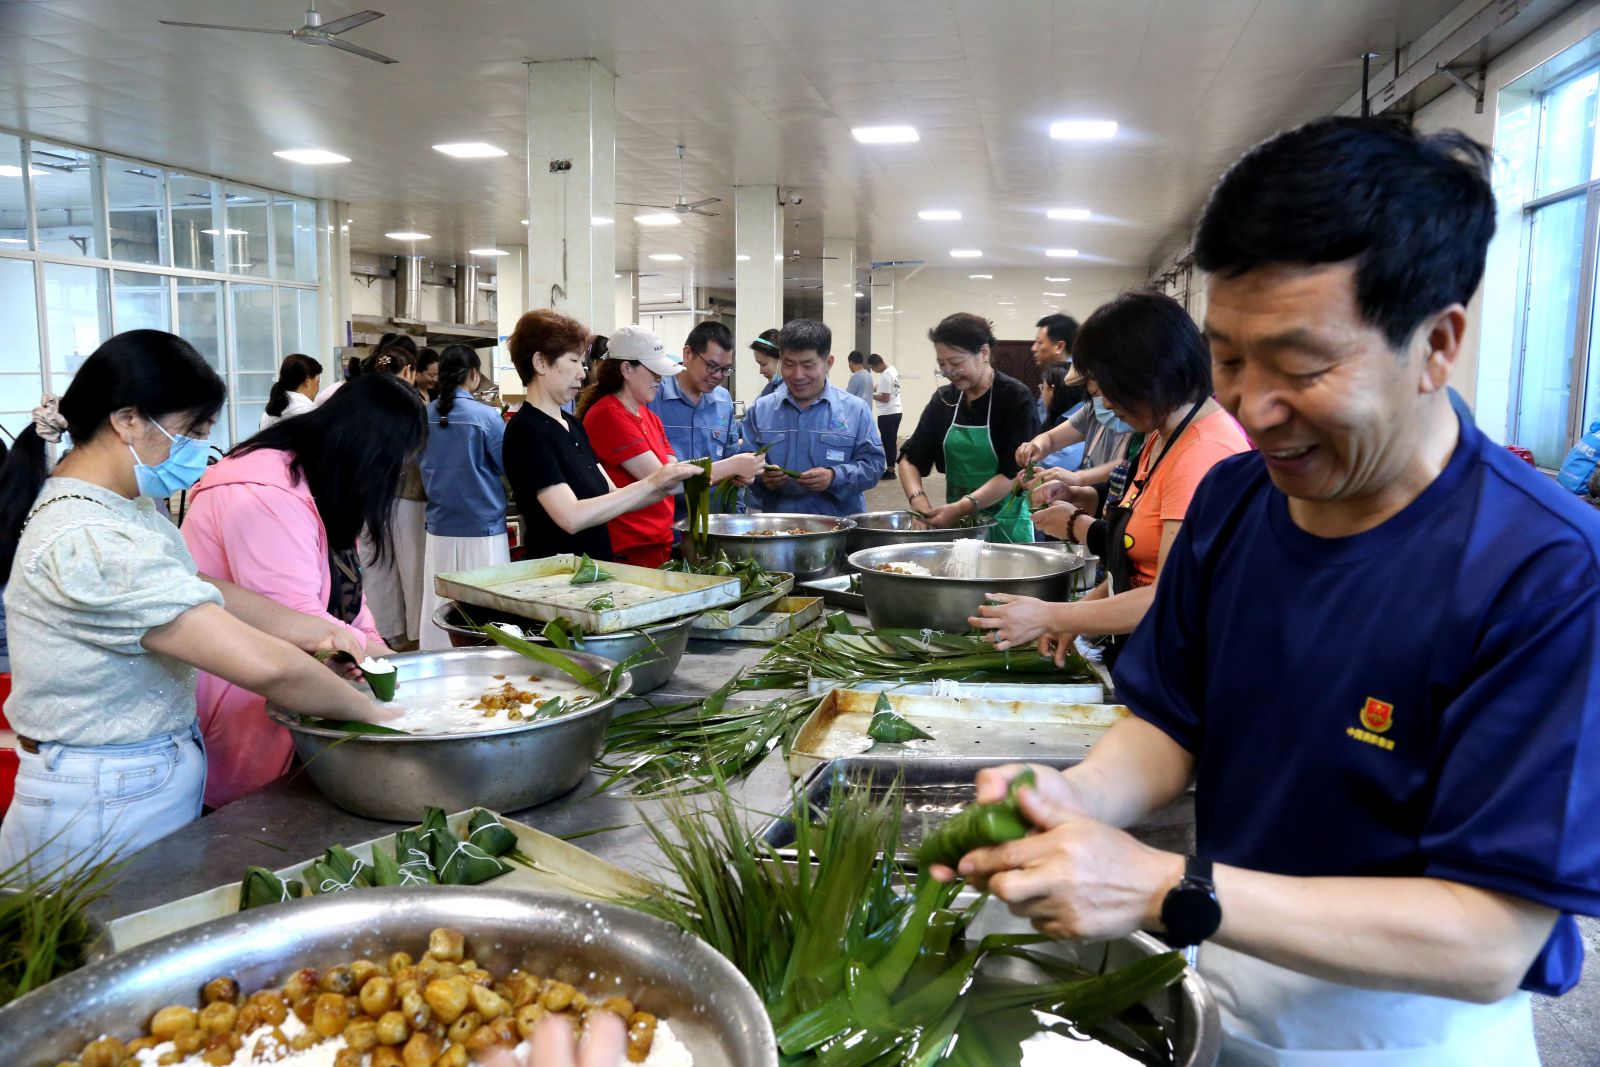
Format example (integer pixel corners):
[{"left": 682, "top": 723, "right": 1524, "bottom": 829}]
[
  {"left": 821, "top": 235, "right": 857, "bottom": 362},
  {"left": 495, "top": 245, "right": 527, "bottom": 397},
  {"left": 315, "top": 199, "right": 351, "bottom": 358},
  {"left": 734, "top": 183, "right": 782, "bottom": 406},
  {"left": 527, "top": 59, "right": 617, "bottom": 335},
  {"left": 614, "top": 270, "right": 640, "bottom": 329}
]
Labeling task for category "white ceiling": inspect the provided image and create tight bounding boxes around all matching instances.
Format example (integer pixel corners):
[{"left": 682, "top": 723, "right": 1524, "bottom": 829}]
[{"left": 0, "top": 0, "right": 1464, "bottom": 292}]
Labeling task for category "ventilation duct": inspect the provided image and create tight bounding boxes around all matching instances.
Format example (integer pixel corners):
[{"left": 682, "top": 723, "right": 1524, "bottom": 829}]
[
  {"left": 454, "top": 264, "right": 479, "bottom": 324},
  {"left": 394, "top": 255, "right": 423, "bottom": 321}
]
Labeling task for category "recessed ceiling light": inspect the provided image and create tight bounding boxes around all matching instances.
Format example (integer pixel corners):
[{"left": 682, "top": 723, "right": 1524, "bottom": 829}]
[
  {"left": 877, "top": 305, "right": 894, "bottom": 310},
  {"left": 470, "top": 248, "right": 508, "bottom": 256},
  {"left": 968, "top": 274, "right": 992, "bottom": 280},
  {"left": 950, "top": 249, "right": 982, "bottom": 258},
  {"left": 386, "top": 231, "right": 430, "bottom": 241},
  {"left": 273, "top": 148, "right": 350, "bottom": 165},
  {"left": 919, "top": 209, "right": 961, "bottom": 221},
  {"left": 432, "top": 142, "right": 507, "bottom": 159},
  {"left": 736, "top": 254, "right": 751, "bottom": 261},
  {"left": 1046, "top": 249, "right": 1079, "bottom": 258},
  {"left": 520, "top": 219, "right": 529, "bottom": 225},
  {"left": 591, "top": 216, "right": 613, "bottom": 226},
  {"left": 649, "top": 253, "right": 684, "bottom": 262},
  {"left": 997, "top": 301, "right": 1015, "bottom": 306},
  {"left": 1050, "top": 120, "right": 1118, "bottom": 141},
  {"left": 852, "top": 125, "right": 919, "bottom": 144},
  {"left": 635, "top": 213, "right": 681, "bottom": 227},
  {"left": 854, "top": 290, "right": 865, "bottom": 297},
  {"left": 200, "top": 228, "right": 249, "bottom": 236},
  {"left": 1047, "top": 207, "right": 1091, "bottom": 220},
  {"left": 0, "top": 165, "right": 45, "bottom": 177},
  {"left": 1045, "top": 276, "right": 1072, "bottom": 282},
  {"left": 1043, "top": 291, "right": 1066, "bottom": 297}
]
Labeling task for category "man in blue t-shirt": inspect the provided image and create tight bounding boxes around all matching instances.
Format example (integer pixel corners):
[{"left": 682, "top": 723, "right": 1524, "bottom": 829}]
[{"left": 949, "top": 118, "right": 1600, "bottom": 1064}]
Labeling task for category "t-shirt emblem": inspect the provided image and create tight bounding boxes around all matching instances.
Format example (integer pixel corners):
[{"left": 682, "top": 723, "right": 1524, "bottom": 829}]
[{"left": 1360, "top": 697, "right": 1394, "bottom": 734}]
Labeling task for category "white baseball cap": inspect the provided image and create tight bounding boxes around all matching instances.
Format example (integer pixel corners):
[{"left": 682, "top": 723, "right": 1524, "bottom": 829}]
[{"left": 607, "top": 325, "right": 684, "bottom": 376}]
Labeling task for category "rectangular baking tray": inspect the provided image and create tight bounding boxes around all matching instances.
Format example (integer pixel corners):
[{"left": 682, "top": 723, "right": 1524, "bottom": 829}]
[
  {"left": 787, "top": 686, "right": 1125, "bottom": 778},
  {"left": 757, "top": 757, "right": 1195, "bottom": 865},
  {"left": 690, "top": 573, "right": 794, "bottom": 631},
  {"left": 435, "top": 554, "right": 740, "bottom": 633},
  {"left": 799, "top": 574, "right": 865, "bottom": 611},
  {"left": 104, "top": 810, "right": 653, "bottom": 954},
  {"left": 692, "top": 595, "right": 824, "bottom": 643}
]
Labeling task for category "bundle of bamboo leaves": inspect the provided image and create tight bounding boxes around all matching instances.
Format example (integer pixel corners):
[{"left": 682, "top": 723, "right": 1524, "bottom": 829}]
[{"left": 631, "top": 778, "right": 1185, "bottom": 1065}]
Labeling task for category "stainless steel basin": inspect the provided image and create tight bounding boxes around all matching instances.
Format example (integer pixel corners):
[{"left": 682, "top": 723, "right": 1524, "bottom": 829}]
[
  {"left": 676, "top": 512, "right": 854, "bottom": 581},
  {"left": 848, "top": 540, "right": 1081, "bottom": 633},
  {"left": 845, "top": 510, "right": 996, "bottom": 554}
]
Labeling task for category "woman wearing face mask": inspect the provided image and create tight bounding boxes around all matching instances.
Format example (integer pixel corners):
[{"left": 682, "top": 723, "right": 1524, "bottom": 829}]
[{"left": 0, "top": 331, "right": 395, "bottom": 876}]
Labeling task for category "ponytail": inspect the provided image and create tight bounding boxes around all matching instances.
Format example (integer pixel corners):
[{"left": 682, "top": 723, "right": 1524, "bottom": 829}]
[
  {"left": 575, "top": 357, "right": 628, "bottom": 421},
  {"left": 265, "top": 353, "right": 323, "bottom": 417},
  {"left": 0, "top": 330, "right": 225, "bottom": 580},
  {"left": 434, "top": 345, "right": 482, "bottom": 428}
]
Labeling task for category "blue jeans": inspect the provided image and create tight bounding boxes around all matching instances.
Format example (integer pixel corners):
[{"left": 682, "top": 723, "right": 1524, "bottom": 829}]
[{"left": 0, "top": 723, "right": 205, "bottom": 878}]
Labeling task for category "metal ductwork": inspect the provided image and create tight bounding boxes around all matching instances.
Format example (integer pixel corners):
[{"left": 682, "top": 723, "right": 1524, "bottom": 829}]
[
  {"left": 394, "top": 255, "right": 423, "bottom": 321},
  {"left": 454, "top": 264, "right": 479, "bottom": 325}
]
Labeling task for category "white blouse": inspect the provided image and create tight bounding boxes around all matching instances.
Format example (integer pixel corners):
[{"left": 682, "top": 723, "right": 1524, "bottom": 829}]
[{"left": 259, "top": 390, "right": 316, "bottom": 430}]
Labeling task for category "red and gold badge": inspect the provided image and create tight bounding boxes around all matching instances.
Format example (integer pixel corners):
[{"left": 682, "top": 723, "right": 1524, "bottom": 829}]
[{"left": 1359, "top": 697, "right": 1394, "bottom": 734}]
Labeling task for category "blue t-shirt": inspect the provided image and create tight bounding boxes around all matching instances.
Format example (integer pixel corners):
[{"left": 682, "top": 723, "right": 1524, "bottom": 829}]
[
  {"left": 1115, "top": 418, "right": 1600, "bottom": 995},
  {"left": 418, "top": 390, "right": 507, "bottom": 537}
]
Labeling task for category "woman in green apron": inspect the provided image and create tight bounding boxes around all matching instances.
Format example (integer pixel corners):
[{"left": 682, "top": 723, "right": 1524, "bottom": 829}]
[{"left": 896, "top": 313, "right": 1040, "bottom": 543}]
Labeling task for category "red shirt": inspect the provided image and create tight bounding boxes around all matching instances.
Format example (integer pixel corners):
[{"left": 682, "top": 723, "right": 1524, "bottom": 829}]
[{"left": 581, "top": 393, "right": 676, "bottom": 567}]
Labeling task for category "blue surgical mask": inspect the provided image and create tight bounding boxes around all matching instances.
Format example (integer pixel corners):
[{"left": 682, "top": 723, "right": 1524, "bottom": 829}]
[
  {"left": 129, "top": 417, "right": 211, "bottom": 499},
  {"left": 1093, "top": 396, "right": 1133, "bottom": 433}
]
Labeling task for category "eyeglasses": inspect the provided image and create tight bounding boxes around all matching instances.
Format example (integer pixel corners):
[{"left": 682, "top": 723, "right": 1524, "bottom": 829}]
[
  {"left": 935, "top": 352, "right": 977, "bottom": 375},
  {"left": 697, "top": 354, "right": 734, "bottom": 377}
]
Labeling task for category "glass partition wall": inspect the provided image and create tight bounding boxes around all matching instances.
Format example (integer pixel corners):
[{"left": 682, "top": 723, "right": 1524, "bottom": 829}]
[{"left": 0, "top": 130, "right": 321, "bottom": 447}]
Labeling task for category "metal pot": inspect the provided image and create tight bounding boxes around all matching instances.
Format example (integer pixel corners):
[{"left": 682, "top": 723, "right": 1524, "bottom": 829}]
[
  {"left": 848, "top": 541, "right": 1081, "bottom": 633},
  {"left": 268, "top": 647, "right": 630, "bottom": 820},
  {"left": 0, "top": 887, "right": 778, "bottom": 1067},
  {"left": 431, "top": 600, "right": 691, "bottom": 694},
  {"left": 675, "top": 512, "right": 855, "bottom": 581},
  {"left": 845, "top": 510, "right": 996, "bottom": 553}
]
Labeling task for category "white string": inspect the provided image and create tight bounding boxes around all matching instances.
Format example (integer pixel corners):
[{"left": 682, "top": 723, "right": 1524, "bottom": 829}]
[
  {"left": 917, "top": 628, "right": 935, "bottom": 650},
  {"left": 398, "top": 845, "right": 436, "bottom": 885},
  {"left": 318, "top": 856, "right": 369, "bottom": 893}
]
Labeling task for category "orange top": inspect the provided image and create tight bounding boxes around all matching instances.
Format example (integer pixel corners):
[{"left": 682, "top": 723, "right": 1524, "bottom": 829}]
[{"left": 1119, "top": 408, "right": 1252, "bottom": 588}]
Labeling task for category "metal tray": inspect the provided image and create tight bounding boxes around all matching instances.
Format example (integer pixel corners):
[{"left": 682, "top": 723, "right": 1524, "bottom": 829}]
[
  {"left": 799, "top": 573, "right": 865, "bottom": 611},
  {"left": 787, "top": 686, "right": 1126, "bottom": 777},
  {"left": 803, "top": 677, "right": 1105, "bottom": 703},
  {"left": 104, "top": 809, "right": 654, "bottom": 954},
  {"left": 435, "top": 553, "right": 740, "bottom": 633},
  {"left": 691, "top": 572, "right": 794, "bottom": 630},
  {"left": 759, "top": 756, "right": 1195, "bottom": 862},
  {"left": 692, "top": 595, "right": 824, "bottom": 643}
]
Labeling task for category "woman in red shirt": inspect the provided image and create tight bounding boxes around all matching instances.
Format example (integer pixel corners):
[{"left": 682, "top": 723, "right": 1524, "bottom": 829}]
[{"left": 577, "top": 328, "right": 690, "bottom": 568}]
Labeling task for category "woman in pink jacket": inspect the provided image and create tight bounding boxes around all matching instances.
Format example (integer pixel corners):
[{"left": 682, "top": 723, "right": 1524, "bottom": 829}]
[{"left": 182, "top": 375, "right": 427, "bottom": 807}]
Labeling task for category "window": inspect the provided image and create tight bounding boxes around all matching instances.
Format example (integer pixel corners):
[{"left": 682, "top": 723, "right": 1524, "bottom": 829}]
[
  {"left": 106, "top": 160, "right": 167, "bottom": 266},
  {"left": 112, "top": 270, "right": 171, "bottom": 333},
  {"left": 170, "top": 173, "right": 222, "bottom": 273},
  {"left": 0, "top": 257, "right": 41, "bottom": 436},
  {"left": 224, "top": 185, "right": 271, "bottom": 279},
  {"left": 30, "top": 143, "right": 101, "bottom": 259},
  {"left": 0, "top": 132, "right": 29, "bottom": 248},
  {"left": 42, "top": 262, "right": 110, "bottom": 383}
]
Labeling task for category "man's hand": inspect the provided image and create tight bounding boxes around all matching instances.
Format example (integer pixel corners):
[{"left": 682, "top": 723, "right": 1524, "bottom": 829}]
[
  {"left": 797, "top": 466, "right": 835, "bottom": 492},
  {"left": 761, "top": 467, "right": 791, "bottom": 490},
  {"left": 969, "top": 593, "right": 1053, "bottom": 650}
]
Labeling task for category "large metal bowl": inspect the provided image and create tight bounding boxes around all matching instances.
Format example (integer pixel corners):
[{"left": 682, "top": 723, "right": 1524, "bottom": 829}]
[
  {"left": 846, "top": 510, "right": 996, "bottom": 553},
  {"left": 268, "top": 647, "right": 631, "bottom": 820},
  {"left": 431, "top": 600, "right": 691, "bottom": 694},
  {"left": 0, "top": 888, "right": 778, "bottom": 1067},
  {"left": 675, "top": 512, "right": 855, "bottom": 581},
  {"left": 848, "top": 541, "right": 1081, "bottom": 633}
]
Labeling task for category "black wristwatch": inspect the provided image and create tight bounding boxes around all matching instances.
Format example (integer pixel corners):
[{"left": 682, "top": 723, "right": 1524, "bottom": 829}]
[{"left": 1159, "top": 856, "right": 1222, "bottom": 948}]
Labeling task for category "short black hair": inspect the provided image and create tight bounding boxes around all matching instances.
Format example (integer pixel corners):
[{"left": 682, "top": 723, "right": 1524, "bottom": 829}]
[
  {"left": 847, "top": 351, "right": 864, "bottom": 366},
  {"left": 927, "top": 312, "right": 995, "bottom": 354},
  {"left": 1035, "top": 313, "right": 1078, "bottom": 352},
  {"left": 685, "top": 320, "right": 735, "bottom": 355},
  {"left": 867, "top": 353, "right": 885, "bottom": 368},
  {"left": 779, "top": 318, "right": 831, "bottom": 359},
  {"left": 1071, "top": 291, "right": 1211, "bottom": 423},
  {"left": 1195, "top": 116, "right": 1495, "bottom": 350}
]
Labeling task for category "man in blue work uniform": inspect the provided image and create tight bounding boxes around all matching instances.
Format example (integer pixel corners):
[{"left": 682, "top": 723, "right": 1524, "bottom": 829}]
[
  {"left": 959, "top": 117, "right": 1600, "bottom": 1064},
  {"left": 741, "top": 319, "right": 884, "bottom": 516},
  {"left": 649, "top": 321, "right": 742, "bottom": 521}
]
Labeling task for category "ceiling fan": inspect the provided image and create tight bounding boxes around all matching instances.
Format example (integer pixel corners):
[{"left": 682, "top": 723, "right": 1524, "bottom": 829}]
[
  {"left": 619, "top": 146, "right": 721, "bottom": 217},
  {"left": 160, "top": 1, "right": 398, "bottom": 64}
]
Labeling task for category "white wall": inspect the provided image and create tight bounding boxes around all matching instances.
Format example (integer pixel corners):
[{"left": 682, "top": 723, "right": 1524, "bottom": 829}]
[{"left": 866, "top": 265, "right": 1148, "bottom": 419}]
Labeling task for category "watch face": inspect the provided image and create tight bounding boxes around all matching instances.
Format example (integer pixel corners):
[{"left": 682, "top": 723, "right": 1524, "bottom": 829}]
[{"left": 1163, "top": 884, "right": 1222, "bottom": 946}]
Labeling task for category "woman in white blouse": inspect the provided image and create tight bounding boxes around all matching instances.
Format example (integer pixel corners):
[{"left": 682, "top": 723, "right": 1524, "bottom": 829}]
[
  {"left": 258, "top": 353, "right": 322, "bottom": 430},
  {"left": 0, "top": 331, "right": 395, "bottom": 877}
]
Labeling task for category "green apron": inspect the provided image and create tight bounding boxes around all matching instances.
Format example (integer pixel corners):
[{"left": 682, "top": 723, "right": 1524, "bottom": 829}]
[{"left": 942, "top": 385, "right": 1034, "bottom": 544}]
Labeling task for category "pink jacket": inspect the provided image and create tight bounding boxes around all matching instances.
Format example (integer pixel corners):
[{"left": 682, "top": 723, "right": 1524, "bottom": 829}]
[{"left": 182, "top": 449, "right": 381, "bottom": 808}]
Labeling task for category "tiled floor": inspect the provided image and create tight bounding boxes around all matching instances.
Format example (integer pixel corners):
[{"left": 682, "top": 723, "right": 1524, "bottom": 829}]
[{"left": 862, "top": 471, "right": 1600, "bottom": 1064}]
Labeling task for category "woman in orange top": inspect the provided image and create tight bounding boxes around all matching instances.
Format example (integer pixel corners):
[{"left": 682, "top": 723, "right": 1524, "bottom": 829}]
[{"left": 972, "top": 291, "right": 1251, "bottom": 663}]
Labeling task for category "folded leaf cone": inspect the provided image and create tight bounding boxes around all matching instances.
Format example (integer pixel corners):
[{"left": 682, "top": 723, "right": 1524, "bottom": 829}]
[
  {"left": 916, "top": 770, "right": 1036, "bottom": 868},
  {"left": 867, "top": 693, "right": 935, "bottom": 744},
  {"left": 467, "top": 809, "right": 518, "bottom": 856},
  {"left": 570, "top": 554, "right": 616, "bottom": 585},
  {"left": 239, "top": 867, "right": 303, "bottom": 910}
]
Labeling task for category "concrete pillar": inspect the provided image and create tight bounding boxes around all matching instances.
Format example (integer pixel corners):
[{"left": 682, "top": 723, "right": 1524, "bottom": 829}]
[
  {"left": 734, "top": 183, "right": 782, "bottom": 406},
  {"left": 495, "top": 245, "right": 527, "bottom": 398},
  {"left": 614, "top": 270, "right": 640, "bottom": 328},
  {"left": 527, "top": 59, "right": 616, "bottom": 335},
  {"left": 821, "top": 235, "right": 857, "bottom": 369},
  {"left": 316, "top": 199, "right": 351, "bottom": 358}
]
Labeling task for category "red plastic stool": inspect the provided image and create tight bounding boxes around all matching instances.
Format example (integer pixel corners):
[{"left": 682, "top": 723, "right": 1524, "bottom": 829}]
[{"left": 0, "top": 672, "right": 15, "bottom": 817}]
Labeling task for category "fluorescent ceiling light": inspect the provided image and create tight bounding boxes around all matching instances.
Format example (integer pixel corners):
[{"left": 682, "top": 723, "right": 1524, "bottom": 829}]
[
  {"left": 1045, "top": 276, "right": 1071, "bottom": 281},
  {"left": 0, "top": 165, "right": 45, "bottom": 177},
  {"left": 432, "top": 142, "right": 507, "bottom": 158},
  {"left": 736, "top": 254, "right": 751, "bottom": 261},
  {"left": 1046, "top": 248, "right": 1079, "bottom": 258},
  {"left": 635, "top": 213, "right": 681, "bottom": 227},
  {"left": 0, "top": 237, "right": 27, "bottom": 244},
  {"left": 386, "top": 231, "right": 430, "bottom": 241},
  {"left": 470, "top": 248, "right": 508, "bottom": 256},
  {"left": 1047, "top": 207, "right": 1091, "bottom": 220},
  {"left": 1050, "top": 120, "right": 1118, "bottom": 141},
  {"left": 591, "top": 216, "right": 613, "bottom": 226},
  {"left": 852, "top": 125, "right": 919, "bottom": 144},
  {"left": 273, "top": 148, "right": 350, "bottom": 165},
  {"left": 520, "top": 219, "right": 529, "bottom": 225},
  {"left": 1043, "top": 291, "right": 1066, "bottom": 297},
  {"left": 950, "top": 249, "right": 982, "bottom": 258},
  {"left": 649, "top": 253, "right": 684, "bottom": 262},
  {"left": 968, "top": 274, "right": 992, "bottom": 280},
  {"left": 997, "top": 301, "right": 1015, "bottom": 306},
  {"left": 200, "top": 228, "right": 248, "bottom": 236},
  {"left": 877, "top": 305, "right": 894, "bottom": 310},
  {"left": 918, "top": 209, "right": 961, "bottom": 221},
  {"left": 854, "top": 290, "right": 865, "bottom": 297}
]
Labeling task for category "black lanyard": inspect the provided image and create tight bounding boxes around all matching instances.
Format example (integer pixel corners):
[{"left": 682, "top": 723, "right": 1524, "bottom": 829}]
[{"left": 1124, "top": 400, "right": 1205, "bottom": 511}]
